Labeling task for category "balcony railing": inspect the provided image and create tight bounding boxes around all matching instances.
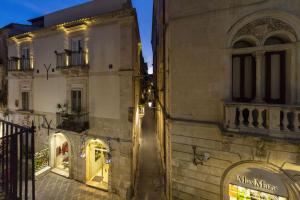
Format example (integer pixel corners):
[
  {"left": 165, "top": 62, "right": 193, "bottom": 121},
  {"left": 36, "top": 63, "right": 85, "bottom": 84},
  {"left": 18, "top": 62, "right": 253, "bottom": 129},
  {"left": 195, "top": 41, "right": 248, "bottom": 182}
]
[
  {"left": 56, "top": 50, "right": 88, "bottom": 68},
  {"left": 8, "top": 57, "right": 34, "bottom": 72},
  {"left": 224, "top": 102, "right": 300, "bottom": 137},
  {"left": 56, "top": 112, "right": 89, "bottom": 133}
]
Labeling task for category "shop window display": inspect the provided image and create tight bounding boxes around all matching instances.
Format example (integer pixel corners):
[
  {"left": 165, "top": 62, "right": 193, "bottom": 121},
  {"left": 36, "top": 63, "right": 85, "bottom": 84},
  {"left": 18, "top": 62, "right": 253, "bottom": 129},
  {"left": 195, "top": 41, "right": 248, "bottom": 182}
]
[
  {"left": 229, "top": 184, "right": 288, "bottom": 200},
  {"left": 86, "top": 140, "right": 110, "bottom": 190},
  {"left": 51, "top": 133, "right": 70, "bottom": 177}
]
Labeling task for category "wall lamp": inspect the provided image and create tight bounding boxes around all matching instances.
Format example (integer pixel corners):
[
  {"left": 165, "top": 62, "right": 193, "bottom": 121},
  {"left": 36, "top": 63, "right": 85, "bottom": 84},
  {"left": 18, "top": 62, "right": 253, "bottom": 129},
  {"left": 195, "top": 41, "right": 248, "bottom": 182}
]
[{"left": 192, "top": 146, "right": 210, "bottom": 166}]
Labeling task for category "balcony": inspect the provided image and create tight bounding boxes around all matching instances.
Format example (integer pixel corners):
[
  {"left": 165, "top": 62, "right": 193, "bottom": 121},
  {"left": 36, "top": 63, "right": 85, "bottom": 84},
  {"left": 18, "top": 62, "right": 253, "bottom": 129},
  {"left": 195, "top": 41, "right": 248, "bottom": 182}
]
[
  {"left": 56, "top": 112, "right": 89, "bottom": 133},
  {"left": 224, "top": 102, "right": 300, "bottom": 139},
  {"left": 8, "top": 57, "right": 34, "bottom": 77},
  {"left": 56, "top": 50, "right": 88, "bottom": 75}
]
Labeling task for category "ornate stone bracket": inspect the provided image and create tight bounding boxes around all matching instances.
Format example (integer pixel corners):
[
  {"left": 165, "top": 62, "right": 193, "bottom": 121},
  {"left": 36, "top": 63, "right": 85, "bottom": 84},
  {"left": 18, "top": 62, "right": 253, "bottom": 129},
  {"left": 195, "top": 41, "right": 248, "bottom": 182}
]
[{"left": 255, "top": 139, "right": 267, "bottom": 158}]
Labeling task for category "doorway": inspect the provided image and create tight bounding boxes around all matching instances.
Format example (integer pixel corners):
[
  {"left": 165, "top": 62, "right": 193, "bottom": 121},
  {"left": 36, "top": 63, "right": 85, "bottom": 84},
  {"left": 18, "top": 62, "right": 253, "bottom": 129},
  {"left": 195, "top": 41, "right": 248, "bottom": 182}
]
[
  {"left": 86, "top": 139, "right": 110, "bottom": 190},
  {"left": 51, "top": 133, "right": 70, "bottom": 177}
]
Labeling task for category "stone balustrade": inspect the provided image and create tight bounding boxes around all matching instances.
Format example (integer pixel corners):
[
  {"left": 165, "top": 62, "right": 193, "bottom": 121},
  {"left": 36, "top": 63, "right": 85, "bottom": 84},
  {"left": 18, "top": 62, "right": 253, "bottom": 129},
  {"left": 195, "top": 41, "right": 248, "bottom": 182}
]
[{"left": 224, "top": 102, "right": 300, "bottom": 136}]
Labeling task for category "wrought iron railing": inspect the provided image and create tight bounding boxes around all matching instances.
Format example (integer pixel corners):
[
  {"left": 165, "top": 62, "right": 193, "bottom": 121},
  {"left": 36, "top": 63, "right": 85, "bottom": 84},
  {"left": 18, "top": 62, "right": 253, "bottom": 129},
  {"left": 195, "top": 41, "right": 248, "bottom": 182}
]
[
  {"left": 56, "top": 51, "right": 88, "bottom": 68},
  {"left": 0, "top": 120, "right": 35, "bottom": 200},
  {"left": 56, "top": 112, "right": 89, "bottom": 133},
  {"left": 8, "top": 57, "right": 34, "bottom": 72}
]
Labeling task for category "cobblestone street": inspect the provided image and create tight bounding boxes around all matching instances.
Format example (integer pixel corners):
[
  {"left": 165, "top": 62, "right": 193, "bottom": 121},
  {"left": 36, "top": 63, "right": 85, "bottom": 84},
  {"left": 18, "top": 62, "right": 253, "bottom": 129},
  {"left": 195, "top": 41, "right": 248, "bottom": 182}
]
[
  {"left": 135, "top": 108, "right": 165, "bottom": 200},
  {"left": 33, "top": 173, "right": 117, "bottom": 200}
]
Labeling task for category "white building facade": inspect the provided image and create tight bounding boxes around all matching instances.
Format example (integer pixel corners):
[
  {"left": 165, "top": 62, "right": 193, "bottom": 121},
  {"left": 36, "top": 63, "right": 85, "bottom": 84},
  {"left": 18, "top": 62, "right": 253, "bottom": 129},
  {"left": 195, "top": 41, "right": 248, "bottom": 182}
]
[{"left": 3, "top": 0, "right": 143, "bottom": 199}]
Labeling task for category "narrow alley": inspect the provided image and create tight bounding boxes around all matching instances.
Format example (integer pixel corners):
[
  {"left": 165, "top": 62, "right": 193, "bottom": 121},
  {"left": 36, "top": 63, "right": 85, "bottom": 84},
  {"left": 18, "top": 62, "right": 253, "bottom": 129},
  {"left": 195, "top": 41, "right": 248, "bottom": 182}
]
[{"left": 135, "top": 107, "right": 165, "bottom": 200}]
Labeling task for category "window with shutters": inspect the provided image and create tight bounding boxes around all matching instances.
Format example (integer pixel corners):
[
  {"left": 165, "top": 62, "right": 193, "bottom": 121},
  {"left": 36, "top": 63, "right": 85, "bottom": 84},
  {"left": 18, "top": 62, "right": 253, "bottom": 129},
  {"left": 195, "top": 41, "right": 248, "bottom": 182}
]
[
  {"left": 265, "top": 51, "right": 286, "bottom": 104},
  {"left": 71, "top": 89, "right": 82, "bottom": 113},
  {"left": 22, "top": 91, "right": 30, "bottom": 111}
]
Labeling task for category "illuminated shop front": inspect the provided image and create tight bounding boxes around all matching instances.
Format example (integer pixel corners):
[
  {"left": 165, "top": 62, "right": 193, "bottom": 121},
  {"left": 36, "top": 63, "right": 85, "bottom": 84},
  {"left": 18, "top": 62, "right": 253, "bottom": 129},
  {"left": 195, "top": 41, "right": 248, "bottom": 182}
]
[
  {"left": 86, "top": 139, "right": 110, "bottom": 190},
  {"left": 222, "top": 162, "right": 299, "bottom": 200},
  {"left": 229, "top": 184, "right": 287, "bottom": 200},
  {"left": 50, "top": 133, "right": 70, "bottom": 177}
]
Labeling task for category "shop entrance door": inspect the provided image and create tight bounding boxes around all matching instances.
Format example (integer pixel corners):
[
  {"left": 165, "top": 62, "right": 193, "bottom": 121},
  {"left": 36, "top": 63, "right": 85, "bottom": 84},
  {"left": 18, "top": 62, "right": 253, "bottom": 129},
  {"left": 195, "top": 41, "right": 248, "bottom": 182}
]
[
  {"left": 86, "top": 140, "right": 109, "bottom": 190},
  {"left": 51, "top": 133, "right": 70, "bottom": 177}
]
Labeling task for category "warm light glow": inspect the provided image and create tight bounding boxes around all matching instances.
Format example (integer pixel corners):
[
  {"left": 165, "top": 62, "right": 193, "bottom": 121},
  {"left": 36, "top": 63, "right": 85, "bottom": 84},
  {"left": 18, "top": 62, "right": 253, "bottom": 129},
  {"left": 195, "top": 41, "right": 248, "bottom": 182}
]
[
  {"left": 229, "top": 184, "right": 287, "bottom": 200},
  {"left": 31, "top": 58, "right": 34, "bottom": 69},
  {"left": 61, "top": 24, "right": 88, "bottom": 34},
  {"left": 0, "top": 123, "right": 2, "bottom": 138},
  {"left": 85, "top": 49, "right": 89, "bottom": 65},
  {"left": 17, "top": 60, "right": 20, "bottom": 70},
  {"left": 148, "top": 101, "right": 153, "bottom": 108},
  {"left": 138, "top": 105, "right": 145, "bottom": 117},
  {"left": 86, "top": 139, "right": 110, "bottom": 190},
  {"left": 66, "top": 56, "right": 69, "bottom": 66},
  {"left": 50, "top": 133, "right": 70, "bottom": 177}
]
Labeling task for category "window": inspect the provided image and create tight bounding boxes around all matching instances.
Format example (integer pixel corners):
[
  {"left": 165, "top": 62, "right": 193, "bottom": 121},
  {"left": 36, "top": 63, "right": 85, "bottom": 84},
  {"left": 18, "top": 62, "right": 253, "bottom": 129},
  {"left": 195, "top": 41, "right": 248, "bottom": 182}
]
[
  {"left": 21, "top": 46, "right": 30, "bottom": 58},
  {"left": 71, "top": 90, "right": 82, "bottom": 113},
  {"left": 229, "top": 184, "right": 287, "bottom": 200},
  {"left": 232, "top": 54, "right": 256, "bottom": 102},
  {"left": 70, "top": 38, "right": 83, "bottom": 65},
  {"left": 264, "top": 36, "right": 286, "bottom": 46},
  {"left": 265, "top": 51, "right": 286, "bottom": 104},
  {"left": 70, "top": 38, "right": 82, "bottom": 52},
  {"left": 22, "top": 92, "right": 29, "bottom": 111},
  {"left": 233, "top": 40, "right": 255, "bottom": 49},
  {"left": 20, "top": 46, "right": 30, "bottom": 70}
]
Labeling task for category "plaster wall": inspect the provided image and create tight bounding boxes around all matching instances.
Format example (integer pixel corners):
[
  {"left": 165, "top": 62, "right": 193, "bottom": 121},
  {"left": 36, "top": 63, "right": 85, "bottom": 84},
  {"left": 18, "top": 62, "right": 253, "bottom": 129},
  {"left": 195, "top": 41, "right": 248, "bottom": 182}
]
[
  {"left": 89, "top": 74, "right": 120, "bottom": 119},
  {"left": 89, "top": 24, "right": 121, "bottom": 72},
  {"left": 5, "top": 8, "right": 140, "bottom": 200},
  {"left": 33, "top": 77, "right": 66, "bottom": 113}
]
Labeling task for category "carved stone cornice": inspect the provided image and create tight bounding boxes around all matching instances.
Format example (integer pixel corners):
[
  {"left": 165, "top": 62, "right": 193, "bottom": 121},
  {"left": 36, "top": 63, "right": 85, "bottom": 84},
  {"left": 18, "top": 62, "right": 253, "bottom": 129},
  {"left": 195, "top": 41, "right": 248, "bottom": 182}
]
[{"left": 233, "top": 17, "right": 296, "bottom": 42}]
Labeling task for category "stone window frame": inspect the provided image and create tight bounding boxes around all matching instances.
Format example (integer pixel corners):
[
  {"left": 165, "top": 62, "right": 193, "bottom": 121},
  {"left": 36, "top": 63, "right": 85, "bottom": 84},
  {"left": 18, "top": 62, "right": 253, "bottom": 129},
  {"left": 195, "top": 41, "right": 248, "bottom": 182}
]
[
  {"left": 228, "top": 15, "right": 299, "bottom": 105},
  {"left": 66, "top": 78, "right": 88, "bottom": 114},
  {"left": 19, "top": 81, "right": 33, "bottom": 111}
]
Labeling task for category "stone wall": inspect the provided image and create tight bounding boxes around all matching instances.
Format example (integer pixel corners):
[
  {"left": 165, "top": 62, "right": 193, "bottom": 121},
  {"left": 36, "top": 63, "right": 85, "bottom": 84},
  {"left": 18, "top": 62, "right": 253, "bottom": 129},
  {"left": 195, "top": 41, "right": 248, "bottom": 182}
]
[
  {"left": 170, "top": 121, "right": 300, "bottom": 200},
  {"left": 153, "top": 0, "right": 300, "bottom": 199}
]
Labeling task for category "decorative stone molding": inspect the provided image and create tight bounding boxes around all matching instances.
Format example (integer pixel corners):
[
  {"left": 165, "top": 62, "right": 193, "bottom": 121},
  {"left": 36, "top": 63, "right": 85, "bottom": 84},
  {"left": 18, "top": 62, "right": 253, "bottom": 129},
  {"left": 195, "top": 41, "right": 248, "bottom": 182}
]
[
  {"left": 233, "top": 17, "right": 297, "bottom": 43},
  {"left": 256, "top": 140, "right": 267, "bottom": 158}
]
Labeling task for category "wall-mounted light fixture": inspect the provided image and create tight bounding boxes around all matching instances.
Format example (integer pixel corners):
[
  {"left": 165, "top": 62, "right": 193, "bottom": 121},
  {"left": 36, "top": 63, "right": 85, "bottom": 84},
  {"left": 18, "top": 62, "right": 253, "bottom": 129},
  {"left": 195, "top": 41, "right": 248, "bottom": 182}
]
[{"left": 192, "top": 146, "right": 210, "bottom": 166}]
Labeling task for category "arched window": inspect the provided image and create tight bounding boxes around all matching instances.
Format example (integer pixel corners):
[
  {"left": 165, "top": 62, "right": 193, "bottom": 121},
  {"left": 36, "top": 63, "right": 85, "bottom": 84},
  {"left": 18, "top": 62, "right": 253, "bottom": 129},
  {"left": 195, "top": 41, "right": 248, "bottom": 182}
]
[
  {"left": 233, "top": 40, "right": 255, "bottom": 49},
  {"left": 264, "top": 36, "right": 288, "bottom": 45}
]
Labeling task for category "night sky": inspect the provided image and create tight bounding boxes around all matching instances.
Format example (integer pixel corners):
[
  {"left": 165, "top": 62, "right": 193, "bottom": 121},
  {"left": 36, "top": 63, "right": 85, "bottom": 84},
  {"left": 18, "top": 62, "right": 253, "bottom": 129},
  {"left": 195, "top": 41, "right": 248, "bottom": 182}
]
[{"left": 0, "top": 0, "right": 153, "bottom": 73}]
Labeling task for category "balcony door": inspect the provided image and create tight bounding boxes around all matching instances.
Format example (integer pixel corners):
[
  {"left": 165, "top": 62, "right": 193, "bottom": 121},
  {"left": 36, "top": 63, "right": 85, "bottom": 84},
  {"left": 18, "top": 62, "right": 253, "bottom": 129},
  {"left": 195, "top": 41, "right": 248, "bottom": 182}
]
[
  {"left": 20, "top": 46, "right": 30, "bottom": 70},
  {"left": 70, "top": 38, "right": 83, "bottom": 65},
  {"left": 265, "top": 51, "right": 286, "bottom": 104},
  {"left": 232, "top": 54, "right": 256, "bottom": 102}
]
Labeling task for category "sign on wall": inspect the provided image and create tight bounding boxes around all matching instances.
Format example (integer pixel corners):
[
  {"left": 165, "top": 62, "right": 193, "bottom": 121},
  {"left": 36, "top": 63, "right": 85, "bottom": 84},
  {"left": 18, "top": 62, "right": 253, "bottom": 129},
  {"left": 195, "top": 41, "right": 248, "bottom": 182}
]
[
  {"left": 229, "top": 183, "right": 287, "bottom": 200},
  {"left": 228, "top": 168, "right": 288, "bottom": 200}
]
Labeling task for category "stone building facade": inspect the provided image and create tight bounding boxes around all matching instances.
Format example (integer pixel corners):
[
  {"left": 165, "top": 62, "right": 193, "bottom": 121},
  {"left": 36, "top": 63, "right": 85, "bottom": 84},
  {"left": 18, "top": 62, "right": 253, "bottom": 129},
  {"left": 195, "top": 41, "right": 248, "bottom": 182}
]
[
  {"left": 0, "top": 0, "right": 143, "bottom": 199},
  {"left": 152, "top": 0, "right": 300, "bottom": 199}
]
